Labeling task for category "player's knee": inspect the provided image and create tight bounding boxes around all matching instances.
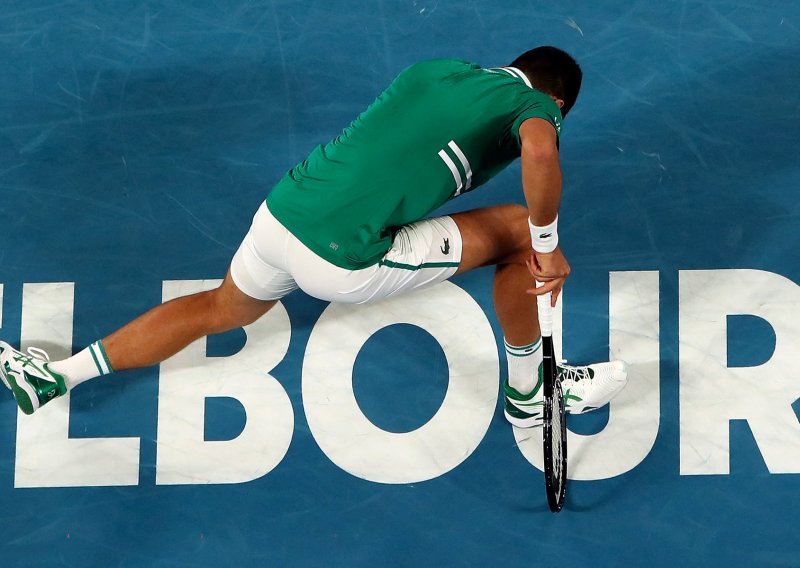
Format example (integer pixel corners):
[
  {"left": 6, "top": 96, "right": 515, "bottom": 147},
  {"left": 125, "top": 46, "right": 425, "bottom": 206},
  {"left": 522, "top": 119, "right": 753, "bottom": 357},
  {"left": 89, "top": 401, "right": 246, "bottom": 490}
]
[
  {"left": 501, "top": 204, "right": 532, "bottom": 256},
  {"left": 484, "top": 204, "right": 533, "bottom": 266}
]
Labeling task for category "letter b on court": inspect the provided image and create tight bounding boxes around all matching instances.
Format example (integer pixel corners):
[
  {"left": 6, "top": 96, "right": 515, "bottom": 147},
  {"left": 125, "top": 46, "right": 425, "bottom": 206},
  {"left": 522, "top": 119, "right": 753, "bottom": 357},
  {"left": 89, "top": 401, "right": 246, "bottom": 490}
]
[{"left": 156, "top": 280, "right": 294, "bottom": 485}]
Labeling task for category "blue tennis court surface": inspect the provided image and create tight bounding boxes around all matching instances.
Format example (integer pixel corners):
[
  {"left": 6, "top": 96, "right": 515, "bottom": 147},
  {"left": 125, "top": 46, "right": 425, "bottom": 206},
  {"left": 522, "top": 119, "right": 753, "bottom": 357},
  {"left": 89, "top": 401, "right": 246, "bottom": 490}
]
[{"left": 1, "top": 1, "right": 799, "bottom": 566}]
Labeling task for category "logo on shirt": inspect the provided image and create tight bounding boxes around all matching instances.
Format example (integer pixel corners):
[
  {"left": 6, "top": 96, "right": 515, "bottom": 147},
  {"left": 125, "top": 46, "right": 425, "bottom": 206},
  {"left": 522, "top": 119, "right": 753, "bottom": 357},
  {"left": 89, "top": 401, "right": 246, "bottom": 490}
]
[{"left": 440, "top": 238, "right": 451, "bottom": 255}]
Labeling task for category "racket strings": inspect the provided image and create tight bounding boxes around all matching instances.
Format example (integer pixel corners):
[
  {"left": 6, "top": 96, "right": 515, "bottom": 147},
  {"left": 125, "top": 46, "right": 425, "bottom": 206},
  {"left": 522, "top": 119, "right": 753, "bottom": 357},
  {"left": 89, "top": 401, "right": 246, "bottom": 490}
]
[{"left": 552, "top": 397, "right": 565, "bottom": 482}]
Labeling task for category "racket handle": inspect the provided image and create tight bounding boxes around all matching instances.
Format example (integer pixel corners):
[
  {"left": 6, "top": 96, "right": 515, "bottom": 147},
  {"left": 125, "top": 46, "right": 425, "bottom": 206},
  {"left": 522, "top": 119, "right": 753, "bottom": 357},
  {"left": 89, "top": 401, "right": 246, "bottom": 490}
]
[{"left": 535, "top": 282, "right": 554, "bottom": 338}]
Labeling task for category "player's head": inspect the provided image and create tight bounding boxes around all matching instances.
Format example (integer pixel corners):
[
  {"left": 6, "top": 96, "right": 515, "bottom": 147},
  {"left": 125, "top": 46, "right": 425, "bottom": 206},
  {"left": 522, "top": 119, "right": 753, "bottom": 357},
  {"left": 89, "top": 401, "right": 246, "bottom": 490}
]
[{"left": 510, "top": 46, "right": 582, "bottom": 117}]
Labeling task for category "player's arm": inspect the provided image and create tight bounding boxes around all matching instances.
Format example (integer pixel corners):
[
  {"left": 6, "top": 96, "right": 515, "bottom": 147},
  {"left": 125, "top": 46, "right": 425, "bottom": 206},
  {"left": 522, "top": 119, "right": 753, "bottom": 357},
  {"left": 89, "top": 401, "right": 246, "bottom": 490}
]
[
  {"left": 518, "top": 117, "right": 570, "bottom": 305},
  {"left": 520, "top": 117, "right": 561, "bottom": 227}
]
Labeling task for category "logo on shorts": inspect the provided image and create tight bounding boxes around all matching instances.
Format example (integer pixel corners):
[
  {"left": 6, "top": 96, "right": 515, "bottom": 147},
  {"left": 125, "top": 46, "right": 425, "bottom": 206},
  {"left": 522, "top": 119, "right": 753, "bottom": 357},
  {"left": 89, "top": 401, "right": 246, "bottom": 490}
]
[{"left": 440, "top": 238, "right": 450, "bottom": 255}]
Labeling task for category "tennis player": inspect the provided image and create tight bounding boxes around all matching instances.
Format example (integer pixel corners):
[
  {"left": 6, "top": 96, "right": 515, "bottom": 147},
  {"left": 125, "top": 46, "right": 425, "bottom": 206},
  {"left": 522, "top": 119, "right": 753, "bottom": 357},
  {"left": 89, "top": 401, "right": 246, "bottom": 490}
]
[{"left": 1, "top": 46, "right": 627, "bottom": 427}]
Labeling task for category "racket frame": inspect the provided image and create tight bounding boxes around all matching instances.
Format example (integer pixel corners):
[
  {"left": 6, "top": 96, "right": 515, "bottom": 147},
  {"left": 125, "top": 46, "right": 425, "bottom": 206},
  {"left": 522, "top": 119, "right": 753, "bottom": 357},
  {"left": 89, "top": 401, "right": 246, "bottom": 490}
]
[{"left": 537, "top": 289, "right": 568, "bottom": 512}]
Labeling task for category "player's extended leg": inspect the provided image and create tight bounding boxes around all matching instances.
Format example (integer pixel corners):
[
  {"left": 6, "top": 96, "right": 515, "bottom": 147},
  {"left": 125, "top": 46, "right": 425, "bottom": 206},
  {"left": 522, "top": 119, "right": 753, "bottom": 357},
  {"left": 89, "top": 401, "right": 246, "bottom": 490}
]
[
  {"left": 0, "top": 271, "right": 275, "bottom": 414},
  {"left": 450, "top": 204, "right": 627, "bottom": 428},
  {"left": 1, "top": 200, "right": 298, "bottom": 415},
  {"left": 102, "top": 271, "right": 274, "bottom": 371}
]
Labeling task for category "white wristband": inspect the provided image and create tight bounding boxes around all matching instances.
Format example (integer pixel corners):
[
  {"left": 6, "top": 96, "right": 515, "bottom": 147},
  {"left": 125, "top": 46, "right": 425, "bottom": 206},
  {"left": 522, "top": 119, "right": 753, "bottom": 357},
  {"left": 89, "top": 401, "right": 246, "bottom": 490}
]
[{"left": 529, "top": 216, "right": 559, "bottom": 253}]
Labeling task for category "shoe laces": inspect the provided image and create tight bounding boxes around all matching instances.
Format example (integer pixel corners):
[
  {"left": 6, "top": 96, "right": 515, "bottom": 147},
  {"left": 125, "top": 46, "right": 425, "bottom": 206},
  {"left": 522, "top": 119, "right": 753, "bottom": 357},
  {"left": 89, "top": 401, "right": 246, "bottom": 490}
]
[
  {"left": 26, "top": 347, "right": 51, "bottom": 362},
  {"left": 557, "top": 360, "right": 592, "bottom": 382}
]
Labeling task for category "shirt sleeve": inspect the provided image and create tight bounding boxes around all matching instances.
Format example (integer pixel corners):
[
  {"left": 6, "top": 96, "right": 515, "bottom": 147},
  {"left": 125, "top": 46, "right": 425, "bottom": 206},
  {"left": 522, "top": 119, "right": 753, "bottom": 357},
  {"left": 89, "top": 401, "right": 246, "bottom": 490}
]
[{"left": 510, "top": 91, "right": 563, "bottom": 146}]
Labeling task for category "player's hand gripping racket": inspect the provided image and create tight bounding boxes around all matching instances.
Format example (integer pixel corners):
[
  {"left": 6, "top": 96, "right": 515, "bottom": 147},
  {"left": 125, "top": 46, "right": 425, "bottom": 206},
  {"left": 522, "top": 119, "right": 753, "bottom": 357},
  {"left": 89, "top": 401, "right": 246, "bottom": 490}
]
[{"left": 536, "top": 286, "right": 567, "bottom": 512}]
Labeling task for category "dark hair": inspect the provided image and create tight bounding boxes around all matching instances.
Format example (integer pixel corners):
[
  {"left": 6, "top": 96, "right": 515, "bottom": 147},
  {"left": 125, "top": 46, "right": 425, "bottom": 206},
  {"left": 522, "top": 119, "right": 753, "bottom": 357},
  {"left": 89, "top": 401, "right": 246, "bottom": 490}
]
[{"left": 510, "top": 46, "right": 582, "bottom": 117}]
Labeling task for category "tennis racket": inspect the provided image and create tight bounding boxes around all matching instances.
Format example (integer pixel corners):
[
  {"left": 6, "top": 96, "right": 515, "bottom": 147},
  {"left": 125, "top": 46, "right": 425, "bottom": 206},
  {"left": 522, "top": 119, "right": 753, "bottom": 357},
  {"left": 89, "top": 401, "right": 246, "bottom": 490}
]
[{"left": 537, "top": 288, "right": 567, "bottom": 513}]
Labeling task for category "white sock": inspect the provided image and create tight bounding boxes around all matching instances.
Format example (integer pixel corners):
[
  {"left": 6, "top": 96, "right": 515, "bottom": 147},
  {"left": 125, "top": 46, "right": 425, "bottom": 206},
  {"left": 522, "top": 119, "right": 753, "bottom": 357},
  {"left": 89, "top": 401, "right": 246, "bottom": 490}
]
[
  {"left": 504, "top": 338, "right": 543, "bottom": 394},
  {"left": 48, "top": 340, "right": 114, "bottom": 390}
]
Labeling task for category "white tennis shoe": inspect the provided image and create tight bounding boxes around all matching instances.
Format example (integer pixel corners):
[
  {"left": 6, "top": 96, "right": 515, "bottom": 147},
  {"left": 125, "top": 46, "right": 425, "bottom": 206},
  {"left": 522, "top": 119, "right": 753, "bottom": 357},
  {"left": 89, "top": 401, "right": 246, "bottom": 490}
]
[
  {"left": 504, "top": 360, "right": 628, "bottom": 428},
  {"left": 0, "top": 341, "right": 67, "bottom": 415},
  {"left": 559, "top": 360, "right": 628, "bottom": 414}
]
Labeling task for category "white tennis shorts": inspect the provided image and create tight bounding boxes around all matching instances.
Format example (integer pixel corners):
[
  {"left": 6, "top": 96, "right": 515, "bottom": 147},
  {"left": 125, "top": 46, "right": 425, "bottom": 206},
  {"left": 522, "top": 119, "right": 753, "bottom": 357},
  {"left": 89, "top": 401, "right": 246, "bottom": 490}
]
[{"left": 230, "top": 202, "right": 463, "bottom": 304}]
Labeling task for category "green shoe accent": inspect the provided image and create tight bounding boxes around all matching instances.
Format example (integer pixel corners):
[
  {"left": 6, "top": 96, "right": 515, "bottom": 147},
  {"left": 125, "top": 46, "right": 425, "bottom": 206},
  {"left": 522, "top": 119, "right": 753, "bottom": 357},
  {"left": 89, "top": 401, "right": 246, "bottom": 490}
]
[
  {"left": 3, "top": 362, "right": 34, "bottom": 415},
  {"left": 43, "top": 363, "right": 67, "bottom": 396},
  {"left": 563, "top": 389, "right": 584, "bottom": 403},
  {"left": 505, "top": 400, "right": 543, "bottom": 420},
  {"left": 503, "top": 375, "right": 544, "bottom": 423},
  {"left": 2, "top": 356, "right": 67, "bottom": 414}
]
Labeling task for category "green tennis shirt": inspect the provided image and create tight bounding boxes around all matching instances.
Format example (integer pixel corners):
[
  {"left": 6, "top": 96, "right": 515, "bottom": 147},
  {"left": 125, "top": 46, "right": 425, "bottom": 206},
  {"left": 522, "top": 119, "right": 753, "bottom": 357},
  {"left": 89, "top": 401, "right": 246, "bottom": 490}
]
[{"left": 265, "top": 58, "right": 563, "bottom": 269}]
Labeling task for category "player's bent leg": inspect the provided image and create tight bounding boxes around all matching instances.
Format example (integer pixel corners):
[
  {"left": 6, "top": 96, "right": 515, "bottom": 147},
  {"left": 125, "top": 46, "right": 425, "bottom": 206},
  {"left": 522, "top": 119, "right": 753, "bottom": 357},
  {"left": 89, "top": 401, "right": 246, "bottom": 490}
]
[
  {"left": 451, "top": 204, "right": 531, "bottom": 274},
  {"left": 452, "top": 205, "right": 550, "bottom": 427},
  {"left": 451, "top": 204, "right": 540, "bottom": 345},
  {"left": 450, "top": 205, "right": 629, "bottom": 427}
]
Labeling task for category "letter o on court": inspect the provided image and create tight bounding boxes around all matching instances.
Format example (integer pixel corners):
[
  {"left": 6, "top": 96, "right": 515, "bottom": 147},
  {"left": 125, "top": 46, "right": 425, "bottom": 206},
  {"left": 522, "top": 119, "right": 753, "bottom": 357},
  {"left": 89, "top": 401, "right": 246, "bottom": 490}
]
[{"left": 303, "top": 282, "right": 499, "bottom": 484}]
